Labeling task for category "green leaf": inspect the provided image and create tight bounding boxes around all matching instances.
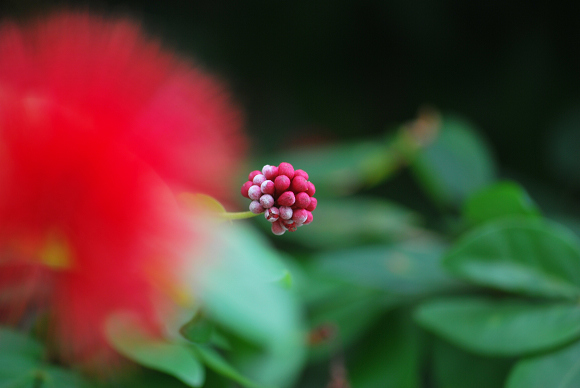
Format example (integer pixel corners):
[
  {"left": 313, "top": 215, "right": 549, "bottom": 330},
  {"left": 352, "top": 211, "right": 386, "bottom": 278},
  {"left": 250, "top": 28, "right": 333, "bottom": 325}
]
[
  {"left": 180, "top": 314, "right": 213, "bottom": 344},
  {"left": 274, "top": 197, "right": 423, "bottom": 249},
  {"left": 463, "top": 181, "right": 540, "bottom": 226},
  {"left": 411, "top": 115, "right": 496, "bottom": 207},
  {"left": 259, "top": 140, "right": 398, "bottom": 198},
  {"left": 105, "top": 314, "right": 205, "bottom": 387},
  {"left": 190, "top": 344, "right": 261, "bottom": 388},
  {"left": 310, "top": 237, "right": 462, "bottom": 297},
  {"left": 0, "top": 328, "right": 43, "bottom": 388},
  {"left": 432, "top": 339, "right": 513, "bottom": 388},
  {"left": 192, "top": 224, "right": 305, "bottom": 387},
  {"left": 507, "top": 339, "right": 580, "bottom": 388},
  {"left": 349, "top": 310, "right": 421, "bottom": 388},
  {"left": 444, "top": 219, "right": 580, "bottom": 299},
  {"left": 415, "top": 297, "right": 580, "bottom": 356}
]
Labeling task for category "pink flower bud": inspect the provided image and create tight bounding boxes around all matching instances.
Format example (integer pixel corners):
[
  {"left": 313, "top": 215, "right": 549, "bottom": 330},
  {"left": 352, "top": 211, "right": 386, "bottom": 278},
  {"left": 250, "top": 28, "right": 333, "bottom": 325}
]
[
  {"left": 248, "top": 170, "right": 262, "bottom": 181},
  {"left": 249, "top": 201, "right": 265, "bottom": 214},
  {"left": 259, "top": 194, "right": 275, "bottom": 209},
  {"left": 271, "top": 220, "right": 286, "bottom": 235},
  {"left": 248, "top": 185, "right": 262, "bottom": 200},
  {"left": 294, "top": 169, "right": 309, "bottom": 180},
  {"left": 303, "top": 210, "right": 313, "bottom": 225},
  {"left": 253, "top": 174, "right": 266, "bottom": 186},
  {"left": 261, "top": 180, "right": 275, "bottom": 195},
  {"left": 278, "top": 162, "right": 295, "bottom": 180},
  {"left": 265, "top": 207, "right": 280, "bottom": 222},
  {"left": 295, "top": 192, "right": 311, "bottom": 209},
  {"left": 279, "top": 206, "right": 293, "bottom": 220},
  {"left": 306, "top": 181, "right": 316, "bottom": 197},
  {"left": 241, "top": 181, "right": 253, "bottom": 198},
  {"left": 274, "top": 175, "right": 291, "bottom": 193},
  {"left": 291, "top": 176, "right": 308, "bottom": 192},
  {"left": 282, "top": 219, "right": 295, "bottom": 226},
  {"left": 262, "top": 165, "right": 279, "bottom": 180},
  {"left": 277, "top": 191, "right": 295, "bottom": 207},
  {"left": 306, "top": 197, "right": 317, "bottom": 211},
  {"left": 292, "top": 208, "right": 308, "bottom": 223}
]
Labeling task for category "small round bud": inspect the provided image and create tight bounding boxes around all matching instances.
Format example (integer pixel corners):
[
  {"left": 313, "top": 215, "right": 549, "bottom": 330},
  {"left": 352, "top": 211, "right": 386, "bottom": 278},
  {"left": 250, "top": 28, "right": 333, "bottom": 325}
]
[
  {"left": 259, "top": 194, "right": 275, "bottom": 209},
  {"left": 248, "top": 185, "right": 262, "bottom": 200},
  {"left": 274, "top": 175, "right": 291, "bottom": 193},
  {"left": 292, "top": 208, "right": 308, "bottom": 223},
  {"left": 306, "top": 197, "right": 317, "bottom": 211},
  {"left": 253, "top": 174, "right": 266, "bottom": 186},
  {"left": 279, "top": 206, "right": 293, "bottom": 220},
  {"left": 248, "top": 170, "right": 261, "bottom": 181},
  {"left": 278, "top": 162, "right": 295, "bottom": 180},
  {"left": 241, "top": 181, "right": 253, "bottom": 198},
  {"left": 261, "top": 180, "right": 275, "bottom": 195},
  {"left": 295, "top": 192, "right": 311, "bottom": 209},
  {"left": 282, "top": 219, "right": 295, "bottom": 226},
  {"left": 262, "top": 165, "right": 279, "bottom": 180},
  {"left": 271, "top": 220, "right": 286, "bottom": 235},
  {"left": 249, "top": 201, "right": 265, "bottom": 214},
  {"left": 277, "top": 191, "right": 295, "bottom": 207},
  {"left": 291, "top": 176, "right": 308, "bottom": 192},
  {"left": 306, "top": 181, "right": 316, "bottom": 197},
  {"left": 303, "top": 210, "right": 314, "bottom": 225},
  {"left": 294, "top": 169, "right": 309, "bottom": 180},
  {"left": 286, "top": 222, "right": 299, "bottom": 232},
  {"left": 265, "top": 207, "right": 280, "bottom": 222}
]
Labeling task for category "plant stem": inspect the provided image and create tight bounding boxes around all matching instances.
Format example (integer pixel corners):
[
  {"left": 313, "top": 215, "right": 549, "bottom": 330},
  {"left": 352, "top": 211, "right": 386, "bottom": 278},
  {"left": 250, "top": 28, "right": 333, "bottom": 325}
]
[{"left": 218, "top": 210, "right": 259, "bottom": 220}]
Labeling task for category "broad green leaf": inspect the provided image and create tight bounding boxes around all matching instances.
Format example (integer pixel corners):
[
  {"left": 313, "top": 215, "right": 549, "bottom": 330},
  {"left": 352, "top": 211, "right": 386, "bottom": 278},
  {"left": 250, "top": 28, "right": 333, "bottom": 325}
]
[
  {"left": 432, "top": 339, "right": 513, "bottom": 388},
  {"left": 190, "top": 344, "right": 261, "bottom": 388},
  {"left": 310, "top": 237, "right": 462, "bottom": 297},
  {"left": 0, "top": 328, "right": 43, "bottom": 387},
  {"left": 349, "top": 310, "right": 420, "bottom": 388},
  {"left": 105, "top": 314, "right": 205, "bottom": 387},
  {"left": 191, "top": 224, "right": 305, "bottom": 387},
  {"left": 415, "top": 297, "right": 580, "bottom": 356},
  {"left": 507, "top": 338, "right": 580, "bottom": 388},
  {"left": 411, "top": 115, "right": 496, "bottom": 207},
  {"left": 463, "top": 182, "right": 540, "bottom": 226},
  {"left": 444, "top": 219, "right": 580, "bottom": 299},
  {"left": 259, "top": 140, "right": 398, "bottom": 198},
  {"left": 180, "top": 314, "right": 213, "bottom": 344},
  {"left": 275, "top": 197, "right": 422, "bottom": 249}
]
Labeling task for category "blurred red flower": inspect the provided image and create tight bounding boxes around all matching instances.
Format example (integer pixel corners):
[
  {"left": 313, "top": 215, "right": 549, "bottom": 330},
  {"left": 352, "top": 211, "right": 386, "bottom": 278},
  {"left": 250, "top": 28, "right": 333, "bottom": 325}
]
[{"left": 0, "top": 12, "right": 244, "bottom": 364}]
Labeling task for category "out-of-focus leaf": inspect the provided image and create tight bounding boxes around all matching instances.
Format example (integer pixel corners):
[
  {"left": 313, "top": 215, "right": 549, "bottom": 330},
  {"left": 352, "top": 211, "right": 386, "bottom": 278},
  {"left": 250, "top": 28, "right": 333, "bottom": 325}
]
[
  {"left": 260, "top": 140, "right": 398, "bottom": 198},
  {"left": 39, "top": 367, "right": 95, "bottom": 388},
  {"left": 411, "top": 115, "right": 496, "bottom": 207},
  {"left": 192, "top": 224, "right": 305, "bottom": 387},
  {"left": 180, "top": 314, "right": 213, "bottom": 344},
  {"left": 415, "top": 297, "right": 580, "bottom": 356},
  {"left": 190, "top": 344, "right": 261, "bottom": 388},
  {"left": 307, "top": 287, "right": 396, "bottom": 362},
  {"left": 310, "top": 237, "right": 462, "bottom": 297},
  {"left": 463, "top": 182, "right": 540, "bottom": 226},
  {"left": 433, "top": 339, "right": 513, "bottom": 388},
  {"left": 349, "top": 310, "right": 420, "bottom": 388},
  {"left": 276, "top": 197, "right": 423, "bottom": 249},
  {"left": 506, "top": 338, "right": 580, "bottom": 388},
  {"left": 105, "top": 314, "right": 205, "bottom": 387},
  {"left": 0, "top": 328, "right": 43, "bottom": 388},
  {"left": 444, "top": 218, "right": 580, "bottom": 299}
]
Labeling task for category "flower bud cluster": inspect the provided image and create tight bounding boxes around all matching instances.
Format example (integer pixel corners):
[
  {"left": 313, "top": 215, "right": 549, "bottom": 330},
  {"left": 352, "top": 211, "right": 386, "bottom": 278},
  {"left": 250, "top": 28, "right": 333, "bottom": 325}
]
[{"left": 241, "top": 162, "right": 317, "bottom": 235}]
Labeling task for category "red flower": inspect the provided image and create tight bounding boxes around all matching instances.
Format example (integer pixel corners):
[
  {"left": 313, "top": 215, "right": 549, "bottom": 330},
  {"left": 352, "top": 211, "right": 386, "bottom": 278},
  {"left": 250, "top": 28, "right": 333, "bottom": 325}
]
[{"left": 0, "top": 12, "right": 244, "bottom": 364}]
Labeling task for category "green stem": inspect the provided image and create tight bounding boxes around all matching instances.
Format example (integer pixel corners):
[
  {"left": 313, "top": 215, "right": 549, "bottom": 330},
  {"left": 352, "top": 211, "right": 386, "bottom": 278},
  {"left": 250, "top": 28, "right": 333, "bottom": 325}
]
[{"left": 218, "top": 210, "right": 259, "bottom": 220}]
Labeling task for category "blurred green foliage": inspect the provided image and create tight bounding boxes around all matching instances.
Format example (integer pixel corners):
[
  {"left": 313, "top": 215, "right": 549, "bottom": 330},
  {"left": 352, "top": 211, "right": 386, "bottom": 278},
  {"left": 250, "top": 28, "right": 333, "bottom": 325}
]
[{"left": 3, "top": 1, "right": 580, "bottom": 388}]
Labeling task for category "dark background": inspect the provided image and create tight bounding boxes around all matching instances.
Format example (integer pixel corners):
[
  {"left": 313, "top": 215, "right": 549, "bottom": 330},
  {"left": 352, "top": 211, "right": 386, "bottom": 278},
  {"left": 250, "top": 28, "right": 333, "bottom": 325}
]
[{"left": 2, "top": 0, "right": 579, "bottom": 192}]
